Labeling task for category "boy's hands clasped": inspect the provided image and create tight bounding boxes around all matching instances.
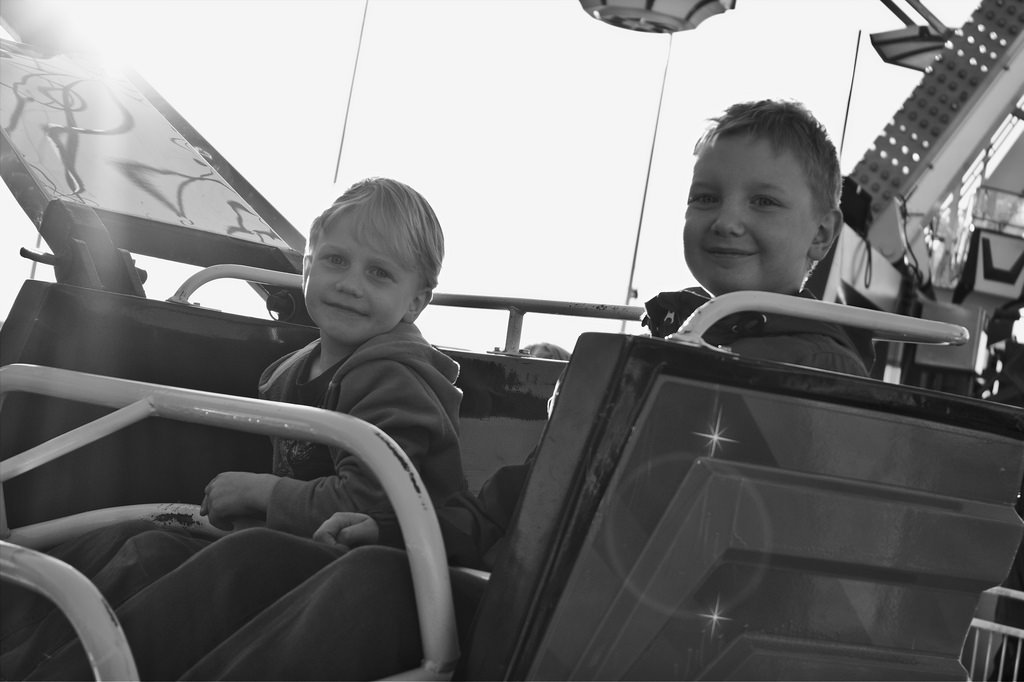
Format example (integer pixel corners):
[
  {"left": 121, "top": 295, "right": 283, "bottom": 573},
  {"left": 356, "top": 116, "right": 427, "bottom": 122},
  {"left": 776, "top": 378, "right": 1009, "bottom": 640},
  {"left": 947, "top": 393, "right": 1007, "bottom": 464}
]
[
  {"left": 200, "top": 471, "right": 278, "bottom": 530},
  {"left": 200, "top": 471, "right": 381, "bottom": 548}
]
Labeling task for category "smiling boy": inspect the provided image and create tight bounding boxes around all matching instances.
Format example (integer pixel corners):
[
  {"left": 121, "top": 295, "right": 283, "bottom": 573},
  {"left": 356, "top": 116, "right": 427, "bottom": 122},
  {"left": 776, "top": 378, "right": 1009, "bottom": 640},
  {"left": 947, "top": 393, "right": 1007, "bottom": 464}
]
[
  {"left": 201, "top": 177, "right": 466, "bottom": 538},
  {"left": 644, "top": 99, "right": 872, "bottom": 375},
  {"left": 0, "top": 178, "right": 468, "bottom": 679}
]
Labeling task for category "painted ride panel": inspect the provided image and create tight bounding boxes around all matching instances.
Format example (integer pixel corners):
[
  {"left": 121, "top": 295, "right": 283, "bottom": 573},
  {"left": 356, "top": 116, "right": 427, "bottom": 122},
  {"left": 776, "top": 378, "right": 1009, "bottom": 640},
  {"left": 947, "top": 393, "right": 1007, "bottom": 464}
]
[
  {"left": 0, "top": 37, "right": 304, "bottom": 275},
  {"left": 465, "top": 332, "right": 1024, "bottom": 680}
]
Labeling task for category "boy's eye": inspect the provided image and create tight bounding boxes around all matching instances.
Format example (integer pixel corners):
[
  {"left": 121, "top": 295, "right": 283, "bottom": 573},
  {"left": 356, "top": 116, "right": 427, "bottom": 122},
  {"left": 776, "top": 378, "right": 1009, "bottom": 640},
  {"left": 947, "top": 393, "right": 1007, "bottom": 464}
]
[
  {"left": 752, "top": 196, "right": 781, "bottom": 208},
  {"left": 327, "top": 254, "right": 348, "bottom": 266},
  {"left": 687, "top": 193, "right": 717, "bottom": 206},
  {"left": 368, "top": 266, "right": 393, "bottom": 281}
]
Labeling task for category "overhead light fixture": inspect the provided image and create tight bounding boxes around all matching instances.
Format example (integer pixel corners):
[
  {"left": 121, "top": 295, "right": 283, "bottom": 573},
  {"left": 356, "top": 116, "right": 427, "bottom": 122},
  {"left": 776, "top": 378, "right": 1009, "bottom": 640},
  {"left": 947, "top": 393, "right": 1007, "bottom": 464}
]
[
  {"left": 579, "top": 0, "right": 736, "bottom": 34},
  {"left": 870, "top": 0, "right": 951, "bottom": 71}
]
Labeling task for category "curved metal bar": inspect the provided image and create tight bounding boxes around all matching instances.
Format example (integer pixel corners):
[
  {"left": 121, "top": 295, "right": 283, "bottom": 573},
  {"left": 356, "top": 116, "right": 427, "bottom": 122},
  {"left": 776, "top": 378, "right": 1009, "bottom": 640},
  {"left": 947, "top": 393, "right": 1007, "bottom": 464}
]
[
  {"left": 1, "top": 540, "right": 140, "bottom": 681},
  {"left": 0, "top": 363, "right": 459, "bottom": 679},
  {"left": 1, "top": 399, "right": 155, "bottom": 482},
  {"left": 671, "top": 290, "right": 969, "bottom": 347},
  {"left": 7, "top": 503, "right": 226, "bottom": 550},
  {"left": 167, "top": 263, "right": 302, "bottom": 304}
]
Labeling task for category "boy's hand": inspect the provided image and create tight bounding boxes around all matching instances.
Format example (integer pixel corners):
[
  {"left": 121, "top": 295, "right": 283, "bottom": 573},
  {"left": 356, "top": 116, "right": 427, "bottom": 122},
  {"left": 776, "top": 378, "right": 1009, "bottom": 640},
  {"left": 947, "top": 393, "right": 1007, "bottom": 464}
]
[
  {"left": 200, "top": 472, "right": 277, "bottom": 531},
  {"left": 313, "top": 513, "right": 379, "bottom": 548}
]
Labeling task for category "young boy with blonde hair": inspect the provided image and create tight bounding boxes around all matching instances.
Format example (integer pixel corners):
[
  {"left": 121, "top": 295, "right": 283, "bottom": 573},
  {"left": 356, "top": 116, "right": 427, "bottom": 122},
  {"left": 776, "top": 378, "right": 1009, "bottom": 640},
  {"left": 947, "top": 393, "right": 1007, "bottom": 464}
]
[
  {"left": 1, "top": 177, "right": 467, "bottom": 678},
  {"left": 202, "top": 176, "right": 465, "bottom": 539}
]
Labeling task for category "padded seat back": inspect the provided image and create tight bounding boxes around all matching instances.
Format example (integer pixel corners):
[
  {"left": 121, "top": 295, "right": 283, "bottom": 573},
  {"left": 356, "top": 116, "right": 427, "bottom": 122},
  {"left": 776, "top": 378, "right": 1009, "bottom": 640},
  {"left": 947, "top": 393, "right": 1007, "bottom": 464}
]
[
  {"left": 465, "top": 332, "right": 1024, "bottom": 680},
  {"left": 0, "top": 281, "right": 318, "bottom": 525}
]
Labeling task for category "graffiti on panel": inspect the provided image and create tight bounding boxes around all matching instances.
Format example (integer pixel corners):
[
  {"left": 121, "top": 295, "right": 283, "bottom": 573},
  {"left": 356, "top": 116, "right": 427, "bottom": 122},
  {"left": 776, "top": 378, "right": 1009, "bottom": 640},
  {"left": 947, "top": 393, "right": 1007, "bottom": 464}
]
[{"left": 0, "top": 40, "right": 289, "bottom": 248}]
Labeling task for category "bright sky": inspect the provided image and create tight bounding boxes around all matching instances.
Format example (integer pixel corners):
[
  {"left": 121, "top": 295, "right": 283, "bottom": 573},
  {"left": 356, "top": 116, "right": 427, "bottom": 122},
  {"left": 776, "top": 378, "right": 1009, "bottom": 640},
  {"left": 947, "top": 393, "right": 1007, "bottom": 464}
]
[{"left": 0, "top": 0, "right": 980, "bottom": 354}]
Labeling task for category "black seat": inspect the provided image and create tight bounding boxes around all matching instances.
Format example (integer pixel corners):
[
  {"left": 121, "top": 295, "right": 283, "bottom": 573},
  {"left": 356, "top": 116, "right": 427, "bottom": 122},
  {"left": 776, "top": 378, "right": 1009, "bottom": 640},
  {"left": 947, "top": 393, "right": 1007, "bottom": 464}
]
[
  {"left": 463, "top": 332, "right": 1024, "bottom": 680},
  {"left": 0, "top": 280, "right": 560, "bottom": 525},
  {"left": 0, "top": 281, "right": 318, "bottom": 526}
]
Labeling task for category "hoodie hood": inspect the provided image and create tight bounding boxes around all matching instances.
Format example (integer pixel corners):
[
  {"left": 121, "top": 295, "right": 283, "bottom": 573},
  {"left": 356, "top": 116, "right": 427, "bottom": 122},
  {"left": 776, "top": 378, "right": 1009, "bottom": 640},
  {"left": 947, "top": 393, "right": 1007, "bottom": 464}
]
[
  {"left": 330, "top": 321, "right": 460, "bottom": 388},
  {"left": 259, "top": 322, "right": 460, "bottom": 400}
]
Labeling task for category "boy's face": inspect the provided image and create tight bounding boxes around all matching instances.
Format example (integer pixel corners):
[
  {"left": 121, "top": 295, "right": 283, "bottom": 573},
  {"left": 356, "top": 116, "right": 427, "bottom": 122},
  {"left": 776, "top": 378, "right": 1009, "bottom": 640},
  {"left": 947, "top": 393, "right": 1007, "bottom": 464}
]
[
  {"left": 303, "top": 210, "right": 430, "bottom": 363},
  {"left": 683, "top": 134, "right": 840, "bottom": 296}
]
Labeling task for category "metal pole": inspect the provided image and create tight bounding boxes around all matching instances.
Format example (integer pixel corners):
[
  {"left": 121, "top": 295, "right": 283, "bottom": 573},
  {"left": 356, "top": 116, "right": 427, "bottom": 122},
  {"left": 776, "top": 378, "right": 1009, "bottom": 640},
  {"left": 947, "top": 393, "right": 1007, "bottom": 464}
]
[
  {"left": 333, "top": 0, "right": 370, "bottom": 184},
  {"left": 621, "top": 34, "right": 674, "bottom": 332},
  {"left": 838, "top": 30, "right": 862, "bottom": 163}
]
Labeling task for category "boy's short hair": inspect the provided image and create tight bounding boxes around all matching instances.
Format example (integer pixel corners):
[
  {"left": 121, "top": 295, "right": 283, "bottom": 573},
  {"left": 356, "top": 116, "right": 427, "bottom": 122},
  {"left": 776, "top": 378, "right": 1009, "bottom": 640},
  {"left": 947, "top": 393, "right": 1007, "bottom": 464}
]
[
  {"left": 307, "top": 177, "right": 444, "bottom": 289},
  {"left": 693, "top": 100, "right": 842, "bottom": 216}
]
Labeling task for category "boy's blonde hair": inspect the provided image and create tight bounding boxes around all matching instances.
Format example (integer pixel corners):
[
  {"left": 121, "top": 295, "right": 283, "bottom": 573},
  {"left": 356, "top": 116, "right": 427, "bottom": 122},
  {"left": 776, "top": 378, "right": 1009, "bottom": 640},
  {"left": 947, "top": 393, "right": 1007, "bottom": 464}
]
[
  {"left": 306, "top": 177, "right": 444, "bottom": 289},
  {"left": 694, "top": 100, "right": 842, "bottom": 216}
]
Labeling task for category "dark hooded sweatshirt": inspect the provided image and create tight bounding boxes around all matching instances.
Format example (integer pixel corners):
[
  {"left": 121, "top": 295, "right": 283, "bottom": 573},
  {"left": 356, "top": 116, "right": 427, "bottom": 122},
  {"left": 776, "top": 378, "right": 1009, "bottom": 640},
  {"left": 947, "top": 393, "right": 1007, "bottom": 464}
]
[
  {"left": 641, "top": 287, "right": 874, "bottom": 376},
  {"left": 258, "top": 322, "right": 466, "bottom": 540}
]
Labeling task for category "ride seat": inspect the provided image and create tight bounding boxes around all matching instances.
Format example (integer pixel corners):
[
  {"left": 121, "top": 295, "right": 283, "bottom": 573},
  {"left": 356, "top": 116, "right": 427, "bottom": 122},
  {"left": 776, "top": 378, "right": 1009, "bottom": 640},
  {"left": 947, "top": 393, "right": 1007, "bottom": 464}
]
[{"left": 462, "top": 331, "right": 1024, "bottom": 680}]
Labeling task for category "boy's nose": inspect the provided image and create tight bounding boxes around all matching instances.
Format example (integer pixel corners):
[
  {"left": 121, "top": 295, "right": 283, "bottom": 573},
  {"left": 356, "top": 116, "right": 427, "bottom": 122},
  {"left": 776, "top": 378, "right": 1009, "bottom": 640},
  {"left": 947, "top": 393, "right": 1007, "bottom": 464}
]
[
  {"left": 334, "top": 272, "right": 364, "bottom": 296},
  {"left": 710, "top": 203, "right": 746, "bottom": 235}
]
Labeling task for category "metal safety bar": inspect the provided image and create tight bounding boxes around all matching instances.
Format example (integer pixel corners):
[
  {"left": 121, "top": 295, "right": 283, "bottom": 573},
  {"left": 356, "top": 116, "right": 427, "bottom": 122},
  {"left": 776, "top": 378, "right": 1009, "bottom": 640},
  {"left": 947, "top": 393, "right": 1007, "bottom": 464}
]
[
  {"left": 168, "top": 264, "right": 301, "bottom": 304},
  {"left": 6, "top": 503, "right": 224, "bottom": 550},
  {"left": 167, "top": 264, "right": 645, "bottom": 353},
  {"left": 0, "top": 363, "right": 459, "bottom": 681},
  {"left": 429, "top": 293, "right": 643, "bottom": 353},
  {"left": 169, "top": 266, "right": 970, "bottom": 355},
  {"left": 671, "top": 290, "right": 970, "bottom": 348},
  {"left": 1, "top": 540, "right": 139, "bottom": 681}
]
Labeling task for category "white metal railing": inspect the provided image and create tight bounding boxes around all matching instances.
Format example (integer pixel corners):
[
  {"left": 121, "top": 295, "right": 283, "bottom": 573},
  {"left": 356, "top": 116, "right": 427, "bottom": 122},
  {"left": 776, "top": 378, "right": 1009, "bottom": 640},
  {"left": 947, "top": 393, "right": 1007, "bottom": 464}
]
[
  {"left": 1, "top": 540, "right": 139, "bottom": 681},
  {"left": 430, "top": 293, "right": 643, "bottom": 353},
  {"left": 168, "top": 264, "right": 300, "bottom": 304},
  {"left": 6, "top": 503, "right": 225, "bottom": 550},
  {"left": 671, "top": 290, "right": 969, "bottom": 348},
  {"left": 167, "top": 264, "right": 644, "bottom": 353},
  {"left": 963, "top": 586, "right": 1023, "bottom": 681},
  {"left": 0, "top": 363, "right": 459, "bottom": 681}
]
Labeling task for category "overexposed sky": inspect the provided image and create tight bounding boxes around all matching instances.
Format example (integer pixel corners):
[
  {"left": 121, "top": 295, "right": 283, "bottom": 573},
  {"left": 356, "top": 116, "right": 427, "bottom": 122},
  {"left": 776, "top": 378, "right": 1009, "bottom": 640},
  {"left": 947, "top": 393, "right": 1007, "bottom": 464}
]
[{"left": 0, "top": 0, "right": 979, "bottom": 353}]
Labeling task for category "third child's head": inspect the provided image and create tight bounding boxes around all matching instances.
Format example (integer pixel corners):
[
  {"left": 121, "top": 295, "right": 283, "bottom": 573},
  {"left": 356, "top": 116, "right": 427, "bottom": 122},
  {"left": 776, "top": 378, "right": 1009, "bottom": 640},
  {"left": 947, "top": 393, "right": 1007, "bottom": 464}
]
[
  {"left": 303, "top": 177, "right": 444, "bottom": 361},
  {"left": 683, "top": 99, "right": 843, "bottom": 296}
]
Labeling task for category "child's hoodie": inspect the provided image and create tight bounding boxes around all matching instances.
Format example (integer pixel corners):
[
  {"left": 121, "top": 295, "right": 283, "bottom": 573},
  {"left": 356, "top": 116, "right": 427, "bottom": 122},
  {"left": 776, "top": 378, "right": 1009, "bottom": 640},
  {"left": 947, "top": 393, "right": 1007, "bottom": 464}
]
[{"left": 258, "top": 322, "right": 466, "bottom": 539}]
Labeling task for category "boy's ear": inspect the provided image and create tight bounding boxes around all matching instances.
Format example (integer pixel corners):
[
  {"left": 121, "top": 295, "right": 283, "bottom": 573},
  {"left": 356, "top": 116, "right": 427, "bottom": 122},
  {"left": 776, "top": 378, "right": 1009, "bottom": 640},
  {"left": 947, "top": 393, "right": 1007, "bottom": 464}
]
[
  {"left": 807, "top": 208, "right": 843, "bottom": 261},
  {"left": 402, "top": 287, "right": 432, "bottom": 323}
]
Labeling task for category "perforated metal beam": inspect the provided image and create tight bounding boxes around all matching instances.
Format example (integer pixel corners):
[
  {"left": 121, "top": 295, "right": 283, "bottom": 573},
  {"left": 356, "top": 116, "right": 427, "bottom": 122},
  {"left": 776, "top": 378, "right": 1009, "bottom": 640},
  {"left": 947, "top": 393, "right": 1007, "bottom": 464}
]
[{"left": 851, "top": 0, "right": 1024, "bottom": 262}]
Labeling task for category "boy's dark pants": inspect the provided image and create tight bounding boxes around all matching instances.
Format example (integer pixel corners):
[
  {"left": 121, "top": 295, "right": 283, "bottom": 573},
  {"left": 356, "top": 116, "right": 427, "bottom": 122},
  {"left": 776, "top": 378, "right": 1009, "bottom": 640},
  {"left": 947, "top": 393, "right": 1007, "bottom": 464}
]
[
  {"left": 1, "top": 520, "right": 205, "bottom": 678},
  {"left": 12, "top": 529, "right": 484, "bottom": 681}
]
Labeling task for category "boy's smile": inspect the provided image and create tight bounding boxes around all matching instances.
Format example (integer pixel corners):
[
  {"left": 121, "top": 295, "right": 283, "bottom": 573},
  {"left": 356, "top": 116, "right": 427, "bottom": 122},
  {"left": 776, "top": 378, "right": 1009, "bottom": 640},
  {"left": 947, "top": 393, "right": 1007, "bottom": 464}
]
[
  {"left": 303, "top": 211, "right": 429, "bottom": 368},
  {"left": 683, "top": 134, "right": 838, "bottom": 296}
]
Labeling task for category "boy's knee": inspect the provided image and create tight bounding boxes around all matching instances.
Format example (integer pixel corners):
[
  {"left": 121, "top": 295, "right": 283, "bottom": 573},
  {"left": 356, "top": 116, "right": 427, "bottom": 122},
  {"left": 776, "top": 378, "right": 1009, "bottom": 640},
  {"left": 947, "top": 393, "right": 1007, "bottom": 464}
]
[
  {"left": 184, "top": 528, "right": 330, "bottom": 575},
  {"left": 342, "top": 546, "right": 413, "bottom": 588},
  {"left": 46, "top": 519, "right": 160, "bottom": 566},
  {"left": 115, "top": 528, "right": 208, "bottom": 576},
  {"left": 219, "top": 526, "right": 280, "bottom": 543},
  {"left": 96, "top": 519, "right": 163, "bottom": 541},
  {"left": 203, "top": 527, "right": 281, "bottom": 558}
]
